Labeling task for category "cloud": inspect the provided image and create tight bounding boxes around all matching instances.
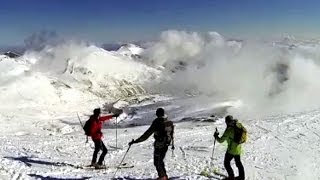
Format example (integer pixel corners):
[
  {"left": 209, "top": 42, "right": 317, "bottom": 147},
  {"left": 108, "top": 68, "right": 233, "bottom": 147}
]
[
  {"left": 143, "top": 30, "right": 320, "bottom": 116},
  {"left": 24, "top": 30, "right": 61, "bottom": 51}
]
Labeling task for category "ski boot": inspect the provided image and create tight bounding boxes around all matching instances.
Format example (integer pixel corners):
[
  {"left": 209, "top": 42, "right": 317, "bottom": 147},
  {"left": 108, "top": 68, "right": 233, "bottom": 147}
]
[
  {"left": 235, "top": 176, "right": 244, "bottom": 180},
  {"left": 157, "top": 175, "right": 168, "bottom": 180},
  {"left": 94, "top": 163, "right": 106, "bottom": 169}
]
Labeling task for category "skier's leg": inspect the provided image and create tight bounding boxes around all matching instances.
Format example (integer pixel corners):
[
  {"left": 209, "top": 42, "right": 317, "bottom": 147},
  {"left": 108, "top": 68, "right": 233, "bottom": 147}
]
[
  {"left": 159, "top": 146, "right": 168, "bottom": 178},
  {"left": 234, "top": 155, "right": 245, "bottom": 180},
  {"left": 154, "top": 148, "right": 161, "bottom": 177},
  {"left": 154, "top": 147, "right": 168, "bottom": 179},
  {"left": 98, "top": 141, "right": 108, "bottom": 165},
  {"left": 224, "top": 152, "right": 235, "bottom": 178},
  {"left": 91, "top": 140, "right": 101, "bottom": 165}
]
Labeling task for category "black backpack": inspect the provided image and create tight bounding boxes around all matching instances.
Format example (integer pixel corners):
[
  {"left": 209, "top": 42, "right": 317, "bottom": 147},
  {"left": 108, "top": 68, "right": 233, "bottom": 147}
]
[
  {"left": 233, "top": 122, "right": 247, "bottom": 144},
  {"left": 83, "top": 118, "right": 93, "bottom": 136},
  {"left": 164, "top": 120, "right": 174, "bottom": 145},
  {"left": 154, "top": 118, "right": 174, "bottom": 147}
]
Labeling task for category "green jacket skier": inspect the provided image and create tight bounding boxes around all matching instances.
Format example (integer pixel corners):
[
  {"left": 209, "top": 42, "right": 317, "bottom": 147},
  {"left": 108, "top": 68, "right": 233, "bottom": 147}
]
[{"left": 214, "top": 115, "right": 246, "bottom": 180}]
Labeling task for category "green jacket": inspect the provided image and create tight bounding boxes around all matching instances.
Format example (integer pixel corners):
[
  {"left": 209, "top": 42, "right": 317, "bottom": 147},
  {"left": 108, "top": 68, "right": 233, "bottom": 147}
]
[{"left": 216, "top": 122, "right": 245, "bottom": 155}]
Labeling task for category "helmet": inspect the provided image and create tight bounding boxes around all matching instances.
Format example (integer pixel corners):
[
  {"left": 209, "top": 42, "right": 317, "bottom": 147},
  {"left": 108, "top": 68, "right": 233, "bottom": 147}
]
[{"left": 156, "top": 108, "right": 165, "bottom": 117}]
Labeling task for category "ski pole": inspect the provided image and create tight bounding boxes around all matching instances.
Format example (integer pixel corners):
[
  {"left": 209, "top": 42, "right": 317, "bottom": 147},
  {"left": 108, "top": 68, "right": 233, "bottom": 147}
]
[
  {"left": 114, "top": 109, "right": 123, "bottom": 148},
  {"left": 171, "top": 138, "right": 175, "bottom": 158},
  {"left": 77, "top": 112, "right": 84, "bottom": 127},
  {"left": 211, "top": 127, "right": 218, "bottom": 159},
  {"left": 77, "top": 113, "right": 88, "bottom": 143},
  {"left": 171, "top": 125, "right": 175, "bottom": 158},
  {"left": 113, "top": 143, "right": 132, "bottom": 178},
  {"left": 116, "top": 117, "right": 118, "bottom": 148}
]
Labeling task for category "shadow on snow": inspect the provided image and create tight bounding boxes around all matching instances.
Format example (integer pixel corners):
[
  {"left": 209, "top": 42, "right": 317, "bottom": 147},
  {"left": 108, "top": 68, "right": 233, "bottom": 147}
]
[
  {"left": 28, "top": 174, "right": 90, "bottom": 180},
  {"left": 4, "top": 156, "right": 78, "bottom": 168}
]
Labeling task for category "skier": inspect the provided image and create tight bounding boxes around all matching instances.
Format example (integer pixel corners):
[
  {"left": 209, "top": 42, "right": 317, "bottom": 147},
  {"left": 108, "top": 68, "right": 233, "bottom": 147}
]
[
  {"left": 214, "top": 115, "right": 246, "bottom": 180},
  {"left": 86, "top": 108, "right": 119, "bottom": 168},
  {"left": 129, "top": 108, "right": 174, "bottom": 180}
]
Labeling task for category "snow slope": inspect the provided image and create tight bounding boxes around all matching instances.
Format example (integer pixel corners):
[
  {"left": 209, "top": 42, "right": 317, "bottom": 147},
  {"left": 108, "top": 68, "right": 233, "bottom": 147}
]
[
  {"left": 0, "top": 43, "right": 161, "bottom": 134},
  {"left": 0, "top": 99, "right": 319, "bottom": 179}
]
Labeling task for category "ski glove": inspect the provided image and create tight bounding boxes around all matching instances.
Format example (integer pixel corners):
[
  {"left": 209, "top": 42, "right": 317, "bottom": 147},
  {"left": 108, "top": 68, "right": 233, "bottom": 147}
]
[
  {"left": 112, "top": 114, "right": 120, "bottom": 118},
  {"left": 214, "top": 131, "right": 219, "bottom": 139},
  {"left": 128, "top": 139, "right": 136, "bottom": 146}
]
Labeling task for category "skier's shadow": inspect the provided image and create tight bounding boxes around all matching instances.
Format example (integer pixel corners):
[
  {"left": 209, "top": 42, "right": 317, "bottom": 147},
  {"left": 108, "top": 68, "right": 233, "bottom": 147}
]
[
  {"left": 4, "top": 156, "right": 78, "bottom": 168},
  {"left": 28, "top": 174, "right": 90, "bottom": 180}
]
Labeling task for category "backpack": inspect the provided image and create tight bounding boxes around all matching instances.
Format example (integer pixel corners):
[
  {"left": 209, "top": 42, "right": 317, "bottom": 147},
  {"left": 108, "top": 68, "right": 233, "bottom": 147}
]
[
  {"left": 83, "top": 118, "right": 93, "bottom": 136},
  {"left": 164, "top": 120, "right": 174, "bottom": 145},
  {"left": 154, "top": 118, "right": 174, "bottom": 147},
  {"left": 233, "top": 122, "right": 247, "bottom": 144}
]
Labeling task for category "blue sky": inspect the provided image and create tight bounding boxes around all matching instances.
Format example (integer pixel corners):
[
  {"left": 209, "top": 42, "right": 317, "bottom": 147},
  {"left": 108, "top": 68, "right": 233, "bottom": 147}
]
[{"left": 0, "top": 0, "right": 320, "bottom": 45}]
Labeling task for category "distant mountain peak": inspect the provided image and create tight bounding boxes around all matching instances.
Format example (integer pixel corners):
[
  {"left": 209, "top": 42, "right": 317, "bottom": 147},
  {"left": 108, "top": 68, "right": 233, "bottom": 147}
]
[
  {"left": 4, "top": 51, "right": 21, "bottom": 58},
  {"left": 117, "top": 43, "right": 144, "bottom": 58}
]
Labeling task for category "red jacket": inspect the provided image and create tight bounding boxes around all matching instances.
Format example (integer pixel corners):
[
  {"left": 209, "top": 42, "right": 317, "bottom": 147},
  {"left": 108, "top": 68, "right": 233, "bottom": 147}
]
[{"left": 89, "top": 115, "right": 113, "bottom": 141}]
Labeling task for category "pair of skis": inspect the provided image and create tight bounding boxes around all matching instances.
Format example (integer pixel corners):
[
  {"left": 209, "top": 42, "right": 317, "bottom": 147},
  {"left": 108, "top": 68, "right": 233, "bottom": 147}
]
[
  {"left": 78, "top": 163, "right": 134, "bottom": 170},
  {"left": 200, "top": 167, "right": 229, "bottom": 179}
]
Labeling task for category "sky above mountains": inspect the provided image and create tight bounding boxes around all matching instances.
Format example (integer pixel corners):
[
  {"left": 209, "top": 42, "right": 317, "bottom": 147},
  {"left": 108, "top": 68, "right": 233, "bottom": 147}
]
[{"left": 1, "top": 0, "right": 320, "bottom": 45}]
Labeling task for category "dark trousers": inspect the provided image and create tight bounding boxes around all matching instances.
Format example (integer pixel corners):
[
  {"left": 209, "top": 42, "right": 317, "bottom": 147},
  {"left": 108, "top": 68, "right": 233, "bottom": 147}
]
[
  {"left": 224, "top": 152, "right": 245, "bottom": 180},
  {"left": 92, "top": 140, "right": 108, "bottom": 165},
  {"left": 154, "top": 146, "right": 168, "bottom": 178}
]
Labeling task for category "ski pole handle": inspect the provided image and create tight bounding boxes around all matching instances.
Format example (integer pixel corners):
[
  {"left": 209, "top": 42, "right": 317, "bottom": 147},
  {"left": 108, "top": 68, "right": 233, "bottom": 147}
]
[
  {"left": 213, "top": 127, "right": 218, "bottom": 138},
  {"left": 128, "top": 139, "right": 135, "bottom": 146}
]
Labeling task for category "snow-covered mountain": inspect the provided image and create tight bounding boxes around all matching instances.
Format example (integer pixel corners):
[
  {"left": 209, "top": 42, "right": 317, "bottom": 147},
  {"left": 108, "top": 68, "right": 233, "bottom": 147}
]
[
  {"left": 1, "top": 30, "right": 320, "bottom": 179},
  {"left": 116, "top": 43, "right": 144, "bottom": 58}
]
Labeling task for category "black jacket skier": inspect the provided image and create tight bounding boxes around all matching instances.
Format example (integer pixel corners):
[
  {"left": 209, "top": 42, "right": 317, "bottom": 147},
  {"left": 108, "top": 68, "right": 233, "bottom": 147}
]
[{"left": 129, "top": 108, "right": 174, "bottom": 180}]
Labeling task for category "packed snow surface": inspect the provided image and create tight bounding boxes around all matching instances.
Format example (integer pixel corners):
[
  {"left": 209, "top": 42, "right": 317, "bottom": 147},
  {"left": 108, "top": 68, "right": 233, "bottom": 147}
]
[{"left": 0, "top": 102, "right": 319, "bottom": 179}]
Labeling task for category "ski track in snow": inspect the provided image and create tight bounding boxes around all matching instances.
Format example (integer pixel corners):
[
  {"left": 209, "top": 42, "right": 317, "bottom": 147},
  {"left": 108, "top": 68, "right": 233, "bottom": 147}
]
[{"left": 1, "top": 109, "right": 320, "bottom": 180}]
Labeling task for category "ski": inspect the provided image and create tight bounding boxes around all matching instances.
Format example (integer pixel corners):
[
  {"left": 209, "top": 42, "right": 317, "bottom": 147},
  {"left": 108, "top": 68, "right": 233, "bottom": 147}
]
[
  {"left": 77, "top": 163, "right": 134, "bottom": 170},
  {"left": 200, "top": 167, "right": 228, "bottom": 179},
  {"left": 199, "top": 173, "right": 223, "bottom": 180},
  {"left": 109, "top": 145, "right": 124, "bottom": 150},
  {"left": 116, "top": 164, "right": 134, "bottom": 169},
  {"left": 213, "top": 172, "right": 242, "bottom": 180},
  {"left": 213, "top": 171, "right": 228, "bottom": 178},
  {"left": 112, "top": 162, "right": 134, "bottom": 169}
]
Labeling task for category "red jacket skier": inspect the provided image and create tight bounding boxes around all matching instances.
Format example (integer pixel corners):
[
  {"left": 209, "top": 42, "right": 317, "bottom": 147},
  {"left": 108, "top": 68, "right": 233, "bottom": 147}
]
[{"left": 88, "top": 108, "right": 118, "bottom": 168}]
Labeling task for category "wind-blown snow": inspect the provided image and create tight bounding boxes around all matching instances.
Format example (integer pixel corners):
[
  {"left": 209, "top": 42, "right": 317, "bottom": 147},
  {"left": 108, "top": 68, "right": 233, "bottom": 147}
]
[
  {"left": 142, "top": 30, "right": 320, "bottom": 116},
  {"left": 1, "top": 30, "right": 320, "bottom": 179},
  {"left": 3, "top": 31, "right": 320, "bottom": 116}
]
